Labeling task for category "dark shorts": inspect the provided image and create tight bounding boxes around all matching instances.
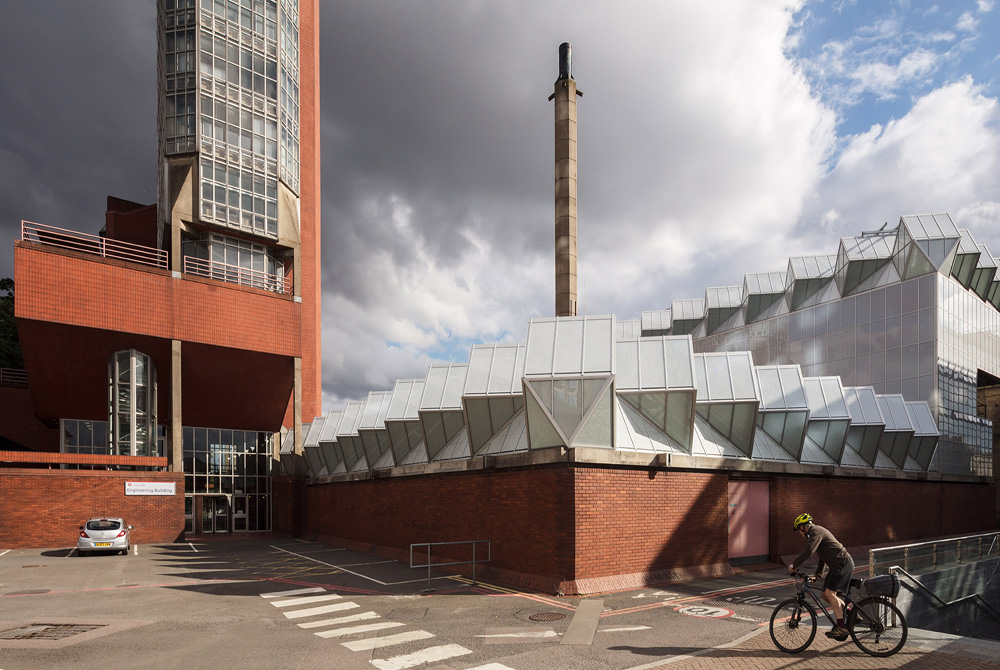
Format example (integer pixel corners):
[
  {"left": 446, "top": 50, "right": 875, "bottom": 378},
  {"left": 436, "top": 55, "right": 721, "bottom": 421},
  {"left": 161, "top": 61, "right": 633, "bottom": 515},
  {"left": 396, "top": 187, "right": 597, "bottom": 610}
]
[{"left": 824, "top": 555, "right": 855, "bottom": 595}]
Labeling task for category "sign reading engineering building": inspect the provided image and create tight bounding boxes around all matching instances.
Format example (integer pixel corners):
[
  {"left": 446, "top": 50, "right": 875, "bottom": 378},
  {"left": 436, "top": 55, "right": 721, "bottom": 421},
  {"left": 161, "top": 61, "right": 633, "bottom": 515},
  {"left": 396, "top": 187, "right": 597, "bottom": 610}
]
[{"left": 125, "top": 481, "right": 176, "bottom": 496}]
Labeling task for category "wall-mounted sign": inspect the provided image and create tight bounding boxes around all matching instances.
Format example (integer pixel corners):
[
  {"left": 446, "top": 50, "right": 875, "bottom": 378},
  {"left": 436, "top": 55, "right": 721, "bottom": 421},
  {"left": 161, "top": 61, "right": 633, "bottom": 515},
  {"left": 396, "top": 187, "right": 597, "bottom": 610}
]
[{"left": 125, "top": 481, "right": 176, "bottom": 496}]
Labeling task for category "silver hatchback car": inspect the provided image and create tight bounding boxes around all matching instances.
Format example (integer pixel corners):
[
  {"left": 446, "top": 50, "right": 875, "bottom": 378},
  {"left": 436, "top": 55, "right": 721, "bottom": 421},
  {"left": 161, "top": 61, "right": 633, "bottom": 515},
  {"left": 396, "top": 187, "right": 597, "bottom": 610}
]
[{"left": 78, "top": 517, "right": 132, "bottom": 556}]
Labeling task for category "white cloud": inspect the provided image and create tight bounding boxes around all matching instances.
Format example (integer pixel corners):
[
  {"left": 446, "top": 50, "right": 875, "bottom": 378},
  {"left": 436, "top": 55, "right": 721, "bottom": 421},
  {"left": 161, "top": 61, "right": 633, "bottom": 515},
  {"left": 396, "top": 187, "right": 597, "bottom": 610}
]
[
  {"left": 956, "top": 11, "right": 978, "bottom": 31},
  {"left": 796, "top": 76, "right": 1000, "bottom": 252},
  {"left": 977, "top": 0, "right": 994, "bottom": 13},
  {"left": 848, "top": 48, "right": 938, "bottom": 100}
]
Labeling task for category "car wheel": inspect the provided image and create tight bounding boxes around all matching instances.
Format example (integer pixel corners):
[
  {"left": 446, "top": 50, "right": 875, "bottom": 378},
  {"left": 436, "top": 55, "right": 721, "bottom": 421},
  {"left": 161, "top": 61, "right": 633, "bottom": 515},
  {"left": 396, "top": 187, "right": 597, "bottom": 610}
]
[{"left": 122, "top": 546, "right": 129, "bottom": 556}]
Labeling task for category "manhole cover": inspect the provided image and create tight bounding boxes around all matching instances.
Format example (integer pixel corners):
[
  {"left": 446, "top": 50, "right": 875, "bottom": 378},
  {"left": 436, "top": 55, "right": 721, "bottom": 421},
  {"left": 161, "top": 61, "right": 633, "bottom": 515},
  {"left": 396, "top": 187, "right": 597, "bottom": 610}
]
[
  {"left": 529, "top": 612, "right": 567, "bottom": 622},
  {"left": 0, "top": 624, "right": 106, "bottom": 640}
]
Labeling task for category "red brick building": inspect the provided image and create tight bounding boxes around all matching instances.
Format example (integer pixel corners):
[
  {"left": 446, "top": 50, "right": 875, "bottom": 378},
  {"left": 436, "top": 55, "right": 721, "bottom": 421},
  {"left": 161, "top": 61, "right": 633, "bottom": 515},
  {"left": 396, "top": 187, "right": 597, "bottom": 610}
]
[{"left": 2, "top": 0, "right": 321, "bottom": 547}]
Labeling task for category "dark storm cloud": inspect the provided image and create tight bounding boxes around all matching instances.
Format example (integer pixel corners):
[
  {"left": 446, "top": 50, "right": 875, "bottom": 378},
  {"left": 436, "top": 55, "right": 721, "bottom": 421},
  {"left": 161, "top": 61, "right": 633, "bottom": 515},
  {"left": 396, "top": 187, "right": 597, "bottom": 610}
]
[{"left": 0, "top": 2, "right": 157, "bottom": 280}]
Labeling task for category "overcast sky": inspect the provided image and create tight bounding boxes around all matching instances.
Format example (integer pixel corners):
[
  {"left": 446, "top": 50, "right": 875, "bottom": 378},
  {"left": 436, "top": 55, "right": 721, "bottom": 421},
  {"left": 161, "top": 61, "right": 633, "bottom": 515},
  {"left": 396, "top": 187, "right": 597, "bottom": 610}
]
[{"left": 2, "top": 1, "right": 999, "bottom": 415}]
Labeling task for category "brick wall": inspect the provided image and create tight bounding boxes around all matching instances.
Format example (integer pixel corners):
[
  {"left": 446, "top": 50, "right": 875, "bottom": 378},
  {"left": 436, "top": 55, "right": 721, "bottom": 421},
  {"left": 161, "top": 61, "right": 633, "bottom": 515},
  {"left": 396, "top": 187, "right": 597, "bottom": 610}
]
[
  {"left": 290, "top": 465, "right": 996, "bottom": 594},
  {"left": 302, "top": 467, "right": 575, "bottom": 587},
  {"left": 0, "top": 469, "right": 185, "bottom": 548},
  {"left": 573, "top": 467, "right": 729, "bottom": 578},
  {"left": 770, "top": 475, "right": 997, "bottom": 560}
]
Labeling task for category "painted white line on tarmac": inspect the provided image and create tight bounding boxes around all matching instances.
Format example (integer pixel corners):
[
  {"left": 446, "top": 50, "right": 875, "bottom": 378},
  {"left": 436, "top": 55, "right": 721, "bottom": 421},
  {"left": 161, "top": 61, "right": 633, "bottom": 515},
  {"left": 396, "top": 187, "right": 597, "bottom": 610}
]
[
  {"left": 599, "top": 626, "right": 651, "bottom": 632},
  {"left": 188, "top": 543, "right": 199, "bottom": 552},
  {"left": 370, "top": 643, "right": 473, "bottom": 670},
  {"left": 0, "top": 549, "right": 11, "bottom": 557},
  {"left": 313, "top": 621, "right": 404, "bottom": 639},
  {"left": 261, "top": 586, "right": 326, "bottom": 598},
  {"left": 271, "top": 545, "right": 390, "bottom": 585},
  {"left": 298, "top": 611, "right": 379, "bottom": 628},
  {"left": 475, "top": 630, "right": 558, "bottom": 639},
  {"left": 133, "top": 545, "right": 138, "bottom": 556},
  {"left": 465, "top": 665, "right": 518, "bottom": 670},
  {"left": 341, "top": 629, "right": 434, "bottom": 651},
  {"left": 270, "top": 594, "right": 343, "bottom": 608},
  {"left": 283, "top": 601, "right": 359, "bottom": 619}
]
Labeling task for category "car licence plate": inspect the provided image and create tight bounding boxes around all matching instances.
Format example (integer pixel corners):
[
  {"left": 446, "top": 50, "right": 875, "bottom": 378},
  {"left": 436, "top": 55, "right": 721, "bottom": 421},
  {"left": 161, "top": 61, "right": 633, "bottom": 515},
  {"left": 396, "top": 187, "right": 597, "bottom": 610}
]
[{"left": 96, "top": 542, "right": 111, "bottom": 547}]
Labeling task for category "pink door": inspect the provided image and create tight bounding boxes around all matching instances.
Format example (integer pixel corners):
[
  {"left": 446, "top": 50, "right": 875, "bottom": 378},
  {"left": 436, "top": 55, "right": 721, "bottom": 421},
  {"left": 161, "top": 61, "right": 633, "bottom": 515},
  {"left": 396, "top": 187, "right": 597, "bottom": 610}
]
[{"left": 728, "top": 480, "right": 769, "bottom": 561}]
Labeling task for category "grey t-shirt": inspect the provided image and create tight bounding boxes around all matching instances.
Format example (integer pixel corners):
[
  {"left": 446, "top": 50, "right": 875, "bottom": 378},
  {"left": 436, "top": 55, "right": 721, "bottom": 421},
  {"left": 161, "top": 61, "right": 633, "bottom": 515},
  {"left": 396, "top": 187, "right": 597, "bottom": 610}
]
[{"left": 791, "top": 524, "right": 850, "bottom": 573}]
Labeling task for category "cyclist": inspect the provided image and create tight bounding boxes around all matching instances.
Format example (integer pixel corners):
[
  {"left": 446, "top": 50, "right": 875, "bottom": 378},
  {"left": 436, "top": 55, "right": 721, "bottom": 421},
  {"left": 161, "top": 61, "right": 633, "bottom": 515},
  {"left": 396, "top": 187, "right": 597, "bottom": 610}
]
[{"left": 788, "top": 513, "right": 855, "bottom": 641}]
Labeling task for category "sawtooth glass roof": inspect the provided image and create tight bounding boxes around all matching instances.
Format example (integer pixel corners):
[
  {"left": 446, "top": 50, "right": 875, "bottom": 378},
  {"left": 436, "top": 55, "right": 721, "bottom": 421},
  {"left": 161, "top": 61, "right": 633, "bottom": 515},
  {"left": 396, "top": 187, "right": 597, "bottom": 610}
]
[{"left": 298, "top": 216, "right": 1000, "bottom": 481}]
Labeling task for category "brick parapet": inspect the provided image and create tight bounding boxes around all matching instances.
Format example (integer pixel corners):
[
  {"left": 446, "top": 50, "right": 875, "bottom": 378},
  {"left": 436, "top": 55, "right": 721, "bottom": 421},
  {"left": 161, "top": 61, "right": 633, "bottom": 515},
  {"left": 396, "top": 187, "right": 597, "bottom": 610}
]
[
  {"left": 0, "top": 468, "right": 184, "bottom": 548},
  {"left": 0, "top": 451, "right": 167, "bottom": 468}
]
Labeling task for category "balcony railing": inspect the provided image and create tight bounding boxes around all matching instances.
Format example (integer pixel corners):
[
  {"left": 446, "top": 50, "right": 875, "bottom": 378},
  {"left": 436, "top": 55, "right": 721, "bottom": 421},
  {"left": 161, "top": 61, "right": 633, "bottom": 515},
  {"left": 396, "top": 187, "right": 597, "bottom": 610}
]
[
  {"left": 0, "top": 368, "right": 28, "bottom": 388},
  {"left": 21, "top": 221, "right": 168, "bottom": 269},
  {"left": 183, "top": 256, "right": 292, "bottom": 295}
]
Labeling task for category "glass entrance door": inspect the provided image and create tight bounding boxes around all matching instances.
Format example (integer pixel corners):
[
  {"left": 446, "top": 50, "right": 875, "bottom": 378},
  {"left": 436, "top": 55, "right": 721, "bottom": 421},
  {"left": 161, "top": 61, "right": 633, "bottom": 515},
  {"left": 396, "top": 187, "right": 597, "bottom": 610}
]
[{"left": 200, "top": 496, "right": 230, "bottom": 534}]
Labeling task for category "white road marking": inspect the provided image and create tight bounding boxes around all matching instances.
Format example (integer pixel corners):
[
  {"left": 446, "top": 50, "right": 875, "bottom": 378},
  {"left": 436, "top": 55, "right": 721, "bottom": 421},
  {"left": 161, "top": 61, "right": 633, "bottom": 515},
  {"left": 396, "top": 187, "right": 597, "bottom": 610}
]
[
  {"left": 298, "top": 611, "right": 379, "bottom": 628},
  {"left": 313, "top": 621, "right": 405, "bottom": 639},
  {"left": 342, "top": 629, "right": 435, "bottom": 651},
  {"left": 464, "top": 665, "right": 519, "bottom": 670},
  {"left": 133, "top": 545, "right": 139, "bottom": 556},
  {"left": 271, "top": 545, "right": 390, "bottom": 585},
  {"left": 0, "top": 549, "right": 10, "bottom": 557},
  {"left": 188, "top": 543, "right": 199, "bottom": 552},
  {"left": 475, "top": 630, "right": 558, "bottom": 639},
  {"left": 270, "top": 594, "right": 343, "bottom": 608},
  {"left": 261, "top": 586, "right": 327, "bottom": 598},
  {"left": 599, "top": 626, "right": 651, "bottom": 632},
  {"left": 370, "top": 643, "right": 474, "bottom": 670},
  {"left": 283, "top": 602, "right": 361, "bottom": 619}
]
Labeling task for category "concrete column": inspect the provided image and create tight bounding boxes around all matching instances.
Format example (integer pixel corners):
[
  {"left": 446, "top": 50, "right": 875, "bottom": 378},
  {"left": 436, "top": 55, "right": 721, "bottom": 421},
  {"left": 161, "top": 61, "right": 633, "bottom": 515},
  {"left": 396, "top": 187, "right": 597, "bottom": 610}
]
[
  {"left": 552, "top": 43, "right": 579, "bottom": 317},
  {"left": 171, "top": 339, "right": 183, "bottom": 473}
]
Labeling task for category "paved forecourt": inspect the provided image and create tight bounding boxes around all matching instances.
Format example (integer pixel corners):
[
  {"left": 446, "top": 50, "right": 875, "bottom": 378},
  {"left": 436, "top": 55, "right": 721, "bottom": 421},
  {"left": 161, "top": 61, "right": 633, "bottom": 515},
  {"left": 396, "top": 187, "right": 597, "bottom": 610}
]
[{"left": 1, "top": 538, "right": 998, "bottom": 670}]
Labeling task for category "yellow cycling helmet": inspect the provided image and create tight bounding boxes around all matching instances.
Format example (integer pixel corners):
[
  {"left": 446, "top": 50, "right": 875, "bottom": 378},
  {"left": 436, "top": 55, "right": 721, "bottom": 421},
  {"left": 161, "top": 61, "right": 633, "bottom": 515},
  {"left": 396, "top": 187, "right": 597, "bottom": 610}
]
[{"left": 793, "top": 513, "right": 813, "bottom": 531}]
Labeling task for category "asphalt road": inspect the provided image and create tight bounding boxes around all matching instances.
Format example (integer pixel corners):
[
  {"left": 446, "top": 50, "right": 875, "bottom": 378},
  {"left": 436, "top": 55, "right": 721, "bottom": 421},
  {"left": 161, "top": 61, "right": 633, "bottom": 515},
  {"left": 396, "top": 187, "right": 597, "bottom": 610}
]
[{"left": 0, "top": 538, "right": 989, "bottom": 670}]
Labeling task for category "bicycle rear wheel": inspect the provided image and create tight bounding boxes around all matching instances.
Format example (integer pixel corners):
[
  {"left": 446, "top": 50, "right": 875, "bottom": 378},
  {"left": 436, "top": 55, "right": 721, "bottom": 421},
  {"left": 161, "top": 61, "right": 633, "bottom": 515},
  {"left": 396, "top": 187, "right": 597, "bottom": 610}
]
[
  {"left": 769, "top": 598, "right": 817, "bottom": 653},
  {"left": 848, "top": 596, "right": 907, "bottom": 657}
]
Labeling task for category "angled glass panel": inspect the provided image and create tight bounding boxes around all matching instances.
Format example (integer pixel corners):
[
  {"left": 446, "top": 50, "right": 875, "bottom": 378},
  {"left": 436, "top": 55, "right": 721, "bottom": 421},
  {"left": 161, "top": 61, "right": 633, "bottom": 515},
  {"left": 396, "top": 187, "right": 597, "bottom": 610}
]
[
  {"left": 525, "top": 389, "right": 563, "bottom": 449},
  {"left": 554, "top": 319, "right": 584, "bottom": 374},
  {"left": 529, "top": 380, "right": 554, "bottom": 414},
  {"left": 781, "top": 410, "right": 808, "bottom": 459},
  {"left": 488, "top": 397, "right": 516, "bottom": 434},
  {"left": 552, "top": 379, "right": 584, "bottom": 438},
  {"left": 387, "top": 422, "right": 410, "bottom": 464},
  {"left": 616, "top": 340, "right": 640, "bottom": 390},
  {"left": 574, "top": 386, "right": 613, "bottom": 448},
  {"left": 639, "top": 392, "right": 667, "bottom": 432},
  {"left": 420, "top": 411, "right": 446, "bottom": 460},
  {"left": 757, "top": 368, "right": 784, "bottom": 409},
  {"left": 487, "top": 344, "right": 524, "bottom": 394},
  {"left": 664, "top": 391, "right": 694, "bottom": 450},
  {"left": 903, "top": 243, "right": 936, "bottom": 280},
  {"left": 638, "top": 339, "right": 667, "bottom": 389},
  {"left": 729, "top": 402, "right": 757, "bottom": 456},
  {"left": 664, "top": 337, "right": 695, "bottom": 388},
  {"left": 466, "top": 398, "right": 493, "bottom": 452},
  {"left": 465, "top": 346, "right": 494, "bottom": 394},
  {"left": 582, "top": 316, "right": 614, "bottom": 374},
  {"left": 524, "top": 318, "right": 557, "bottom": 375},
  {"left": 442, "top": 410, "right": 466, "bottom": 444}
]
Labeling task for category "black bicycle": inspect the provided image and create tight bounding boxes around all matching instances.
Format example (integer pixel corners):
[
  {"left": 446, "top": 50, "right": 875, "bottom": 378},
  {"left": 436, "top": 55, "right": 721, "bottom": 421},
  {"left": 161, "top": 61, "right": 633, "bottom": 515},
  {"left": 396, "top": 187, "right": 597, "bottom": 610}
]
[{"left": 769, "top": 572, "right": 907, "bottom": 657}]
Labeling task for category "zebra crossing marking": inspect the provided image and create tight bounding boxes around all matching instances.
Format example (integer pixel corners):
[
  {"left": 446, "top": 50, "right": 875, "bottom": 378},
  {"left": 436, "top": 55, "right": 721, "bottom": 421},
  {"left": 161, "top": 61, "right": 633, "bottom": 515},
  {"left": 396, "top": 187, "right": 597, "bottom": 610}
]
[
  {"left": 313, "top": 621, "right": 405, "bottom": 639},
  {"left": 370, "top": 643, "right": 474, "bottom": 670},
  {"left": 298, "top": 611, "right": 379, "bottom": 628},
  {"left": 284, "top": 601, "right": 360, "bottom": 619},
  {"left": 270, "top": 593, "right": 343, "bottom": 608},
  {"left": 341, "top": 629, "right": 435, "bottom": 651},
  {"left": 260, "top": 586, "right": 326, "bottom": 598}
]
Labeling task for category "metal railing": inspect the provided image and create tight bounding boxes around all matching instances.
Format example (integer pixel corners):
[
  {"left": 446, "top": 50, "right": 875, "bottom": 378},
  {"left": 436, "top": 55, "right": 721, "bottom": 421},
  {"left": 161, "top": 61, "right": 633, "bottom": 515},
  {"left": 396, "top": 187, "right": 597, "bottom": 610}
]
[
  {"left": 869, "top": 532, "right": 1000, "bottom": 576},
  {"left": 0, "top": 368, "right": 28, "bottom": 387},
  {"left": 21, "top": 221, "right": 167, "bottom": 269},
  {"left": 888, "top": 565, "right": 1000, "bottom": 624},
  {"left": 182, "top": 256, "right": 292, "bottom": 295},
  {"left": 410, "top": 540, "right": 491, "bottom": 591}
]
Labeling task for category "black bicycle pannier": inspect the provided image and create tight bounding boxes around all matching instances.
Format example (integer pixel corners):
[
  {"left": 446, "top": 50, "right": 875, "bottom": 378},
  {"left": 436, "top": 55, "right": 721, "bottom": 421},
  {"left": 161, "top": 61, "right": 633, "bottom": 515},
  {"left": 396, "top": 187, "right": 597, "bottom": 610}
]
[{"left": 863, "top": 574, "right": 900, "bottom": 598}]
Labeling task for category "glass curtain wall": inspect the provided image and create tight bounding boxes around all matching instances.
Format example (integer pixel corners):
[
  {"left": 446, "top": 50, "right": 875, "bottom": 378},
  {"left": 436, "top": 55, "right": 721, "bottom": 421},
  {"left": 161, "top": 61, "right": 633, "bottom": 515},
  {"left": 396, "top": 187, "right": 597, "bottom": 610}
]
[
  {"left": 182, "top": 426, "right": 273, "bottom": 530},
  {"left": 108, "top": 350, "right": 158, "bottom": 457}
]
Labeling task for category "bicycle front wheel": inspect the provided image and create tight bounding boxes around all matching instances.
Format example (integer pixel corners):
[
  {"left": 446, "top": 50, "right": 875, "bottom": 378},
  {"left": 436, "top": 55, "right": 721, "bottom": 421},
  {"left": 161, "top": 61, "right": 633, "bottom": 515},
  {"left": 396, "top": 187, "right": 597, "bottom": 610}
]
[
  {"left": 848, "top": 596, "right": 907, "bottom": 657},
  {"left": 769, "top": 598, "right": 817, "bottom": 653}
]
